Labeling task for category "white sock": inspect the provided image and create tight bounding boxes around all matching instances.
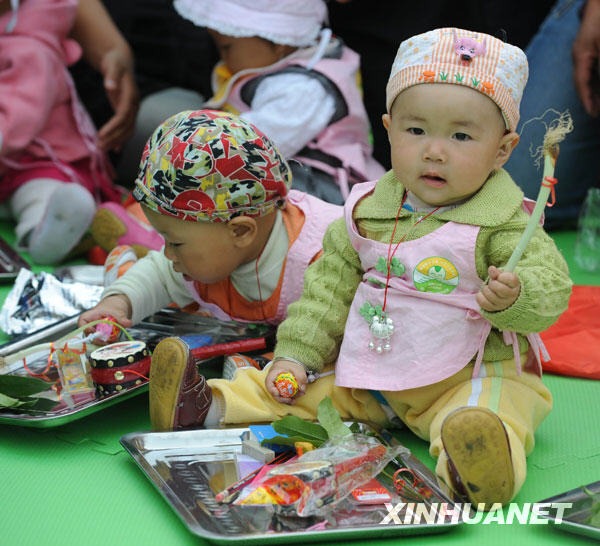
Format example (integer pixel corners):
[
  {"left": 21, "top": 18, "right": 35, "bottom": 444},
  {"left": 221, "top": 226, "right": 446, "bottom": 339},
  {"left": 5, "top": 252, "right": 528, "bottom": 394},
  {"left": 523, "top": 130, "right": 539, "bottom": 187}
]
[
  {"left": 27, "top": 183, "right": 96, "bottom": 265},
  {"left": 204, "top": 392, "right": 225, "bottom": 427},
  {"left": 10, "top": 178, "right": 63, "bottom": 245}
]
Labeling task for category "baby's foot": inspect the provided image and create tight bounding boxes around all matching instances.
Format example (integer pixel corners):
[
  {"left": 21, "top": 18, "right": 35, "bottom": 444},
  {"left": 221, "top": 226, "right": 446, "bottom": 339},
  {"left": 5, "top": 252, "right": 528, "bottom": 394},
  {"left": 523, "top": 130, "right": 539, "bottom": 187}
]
[
  {"left": 149, "top": 336, "right": 213, "bottom": 431},
  {"left": 441, "top": 406, "right": 514, "bottom": 509},
  {"left": 29, "top": 184, "right": 95, "bottom": 265},
  {"left": 91, "top": 201, "right": 163, "bottom": 257}
]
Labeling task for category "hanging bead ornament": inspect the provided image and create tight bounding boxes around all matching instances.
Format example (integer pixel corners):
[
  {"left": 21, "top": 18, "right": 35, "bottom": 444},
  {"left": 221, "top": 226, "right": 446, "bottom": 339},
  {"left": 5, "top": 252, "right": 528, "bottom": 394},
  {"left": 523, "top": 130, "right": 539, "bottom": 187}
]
[
  {"left": 364, "top": 192, "right": 440, "bottom": 354},
  {"left": 368, "top": 314, "right": 395, "bottom": 353}
]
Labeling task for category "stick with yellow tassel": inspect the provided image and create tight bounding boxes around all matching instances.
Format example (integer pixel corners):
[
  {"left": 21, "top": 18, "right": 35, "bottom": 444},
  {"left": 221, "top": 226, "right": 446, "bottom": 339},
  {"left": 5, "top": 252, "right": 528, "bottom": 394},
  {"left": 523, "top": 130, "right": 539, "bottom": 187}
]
[{"left": 504, "top": 111, "right": 574, "bottom": 272}]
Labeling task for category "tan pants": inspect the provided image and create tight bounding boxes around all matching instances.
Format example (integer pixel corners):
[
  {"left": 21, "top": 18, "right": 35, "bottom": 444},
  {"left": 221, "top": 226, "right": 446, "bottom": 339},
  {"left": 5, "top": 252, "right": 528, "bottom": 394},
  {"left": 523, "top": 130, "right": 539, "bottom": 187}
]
[{"left": 208, "top": 354, "right": 552, "bottom": 501}]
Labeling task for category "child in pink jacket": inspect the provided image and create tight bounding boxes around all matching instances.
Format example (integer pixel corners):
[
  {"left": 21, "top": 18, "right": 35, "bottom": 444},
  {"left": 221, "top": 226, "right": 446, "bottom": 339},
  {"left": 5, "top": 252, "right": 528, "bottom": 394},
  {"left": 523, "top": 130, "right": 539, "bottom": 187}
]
[{"left": 0, "top": 0, "right": 121, "bottom": 264}]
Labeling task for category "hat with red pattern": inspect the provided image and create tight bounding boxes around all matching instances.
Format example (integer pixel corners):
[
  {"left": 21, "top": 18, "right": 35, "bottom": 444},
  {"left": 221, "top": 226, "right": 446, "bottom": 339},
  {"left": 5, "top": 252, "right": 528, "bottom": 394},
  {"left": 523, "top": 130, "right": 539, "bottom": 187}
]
[{"left": 133, "top": 109, "right": 291, "bottom": 222}]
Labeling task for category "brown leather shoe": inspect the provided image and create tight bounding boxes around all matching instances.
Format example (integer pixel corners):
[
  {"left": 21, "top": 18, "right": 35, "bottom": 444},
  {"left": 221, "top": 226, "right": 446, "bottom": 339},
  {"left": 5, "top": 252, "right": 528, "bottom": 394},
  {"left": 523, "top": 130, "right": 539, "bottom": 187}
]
[
  {"left": 149, "top": 337, "right": 213, "bottom": 432},
  {"left": 441, "top": 406, "right": 514, "bottom": 509}
]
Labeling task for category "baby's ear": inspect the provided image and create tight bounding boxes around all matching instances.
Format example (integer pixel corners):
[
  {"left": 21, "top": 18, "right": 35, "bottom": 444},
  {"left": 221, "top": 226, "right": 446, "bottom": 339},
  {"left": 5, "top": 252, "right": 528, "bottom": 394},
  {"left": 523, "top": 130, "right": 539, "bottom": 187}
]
[
  {"left": 494, "top": 131, "right": 520, "bottom": 169},
  {"left": 227, "top": 216, "right": 257, "bottom": 247},
  {"left": 382, "top": 112, "right": 391, "bottom": 132}
]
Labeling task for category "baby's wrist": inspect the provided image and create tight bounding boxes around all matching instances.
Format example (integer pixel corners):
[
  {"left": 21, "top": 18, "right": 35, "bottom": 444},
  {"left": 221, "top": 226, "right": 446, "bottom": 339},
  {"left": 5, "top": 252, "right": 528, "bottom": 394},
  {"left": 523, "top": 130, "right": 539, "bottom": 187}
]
[
  {"left": 272, "top": 356, "right": 311, "bottom": 375},
  {"left": 271, "top": 356, "right": 317, "bottom": 380}
]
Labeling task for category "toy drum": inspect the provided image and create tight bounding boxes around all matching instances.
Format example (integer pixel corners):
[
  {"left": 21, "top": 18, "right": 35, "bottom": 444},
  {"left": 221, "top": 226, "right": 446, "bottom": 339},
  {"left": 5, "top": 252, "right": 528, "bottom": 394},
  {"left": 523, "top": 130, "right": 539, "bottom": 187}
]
[{"left": 89, "top": 340, "right": 150, "bottom": 395}]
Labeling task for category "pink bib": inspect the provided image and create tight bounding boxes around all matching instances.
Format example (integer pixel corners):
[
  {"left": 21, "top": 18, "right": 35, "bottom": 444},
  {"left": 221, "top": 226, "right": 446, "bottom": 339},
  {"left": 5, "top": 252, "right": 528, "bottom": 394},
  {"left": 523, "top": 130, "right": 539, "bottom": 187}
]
[
  {"left": 336, "top": 181, "right": 492, "bottom": 391},
  {"left": 335, "top": 181, "right": 547, "bottom": 391}
]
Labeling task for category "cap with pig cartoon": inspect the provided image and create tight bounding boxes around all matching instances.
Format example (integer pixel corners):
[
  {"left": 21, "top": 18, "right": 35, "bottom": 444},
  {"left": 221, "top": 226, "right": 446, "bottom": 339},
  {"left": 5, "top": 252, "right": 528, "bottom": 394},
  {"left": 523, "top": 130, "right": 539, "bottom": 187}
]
[{"left": 386, "top": 28, "right": 528, "bottom": 131}]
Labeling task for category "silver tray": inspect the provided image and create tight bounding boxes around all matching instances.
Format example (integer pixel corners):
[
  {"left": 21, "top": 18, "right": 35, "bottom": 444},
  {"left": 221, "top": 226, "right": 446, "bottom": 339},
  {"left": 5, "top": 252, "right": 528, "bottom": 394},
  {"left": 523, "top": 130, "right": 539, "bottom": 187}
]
[
  {"left": 0, "top": 309, "right": 270, "bottom": 427},
  {"left": 120, "top": 425, "right": 462, "bottom": 543},
  {"left": 537, "top": 481, "right": 600, "bottom": 540}
]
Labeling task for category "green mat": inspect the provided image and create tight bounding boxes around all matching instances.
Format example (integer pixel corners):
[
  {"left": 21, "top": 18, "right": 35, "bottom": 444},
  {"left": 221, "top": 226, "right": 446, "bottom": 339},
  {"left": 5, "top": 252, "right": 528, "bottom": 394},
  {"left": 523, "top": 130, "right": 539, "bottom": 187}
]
[{"left": 0, "top": 221, "right": 598, "bottom": 546}]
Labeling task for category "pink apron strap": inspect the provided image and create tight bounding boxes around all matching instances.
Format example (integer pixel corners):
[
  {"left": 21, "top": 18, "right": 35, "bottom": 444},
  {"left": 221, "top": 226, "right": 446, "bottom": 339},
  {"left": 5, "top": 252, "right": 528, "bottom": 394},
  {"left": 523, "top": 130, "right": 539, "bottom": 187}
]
[
  {"left": 503, "top": 330, "right": 522, "bottom": 376},
  {"left": 471, "top": 323, "right": 492, "bottom": 378}
]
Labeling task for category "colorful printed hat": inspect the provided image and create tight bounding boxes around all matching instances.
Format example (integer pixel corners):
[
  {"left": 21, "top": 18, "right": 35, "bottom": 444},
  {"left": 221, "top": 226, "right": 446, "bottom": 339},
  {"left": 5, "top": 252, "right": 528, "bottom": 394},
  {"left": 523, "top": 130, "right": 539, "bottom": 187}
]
[
  {"left": 386, "top": 28, "right": 528, "bottom": 131},
  {"left": 133, "top": 110, "right": 291, "bottom": 223},
  {"left": 173, "top": 0, "right": 328, "bottom": 47}
]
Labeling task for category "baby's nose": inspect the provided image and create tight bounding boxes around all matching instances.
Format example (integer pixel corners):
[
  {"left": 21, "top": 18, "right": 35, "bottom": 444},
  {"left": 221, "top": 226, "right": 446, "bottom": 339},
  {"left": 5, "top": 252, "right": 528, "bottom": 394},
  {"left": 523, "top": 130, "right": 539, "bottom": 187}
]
[{"left": 422, "top": 141, "right": 446, "bottom": 162}]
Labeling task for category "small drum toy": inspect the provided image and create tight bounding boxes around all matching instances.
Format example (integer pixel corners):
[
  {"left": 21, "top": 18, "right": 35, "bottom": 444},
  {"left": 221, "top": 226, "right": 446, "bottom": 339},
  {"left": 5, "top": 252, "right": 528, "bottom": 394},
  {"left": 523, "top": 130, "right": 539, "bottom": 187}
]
[{"left": 89, "top": 340, "right": 150, "bottom": 395}]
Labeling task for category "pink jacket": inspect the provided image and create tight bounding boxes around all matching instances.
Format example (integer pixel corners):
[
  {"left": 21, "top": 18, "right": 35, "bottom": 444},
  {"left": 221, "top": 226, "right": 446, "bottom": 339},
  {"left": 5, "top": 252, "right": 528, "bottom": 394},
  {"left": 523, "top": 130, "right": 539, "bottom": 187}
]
[{"left": 0, "top": 0, "right": 114, "bottom": 200}]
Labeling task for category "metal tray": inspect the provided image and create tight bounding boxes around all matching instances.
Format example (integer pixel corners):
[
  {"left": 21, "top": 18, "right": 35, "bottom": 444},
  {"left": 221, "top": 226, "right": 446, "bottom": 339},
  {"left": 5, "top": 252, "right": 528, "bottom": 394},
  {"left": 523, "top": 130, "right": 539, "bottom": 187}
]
[
  {"left": 0, "top": 309, "right": 272, "bottom": 427},
  {"left": 120, "top": 425, "right": 462, "bottom": 543},
  {"left": 0, "top": 235, "right": 30, "bottom": 282},
  {"left": 537, "top": 481, "right": 600, "bottom": 540}
]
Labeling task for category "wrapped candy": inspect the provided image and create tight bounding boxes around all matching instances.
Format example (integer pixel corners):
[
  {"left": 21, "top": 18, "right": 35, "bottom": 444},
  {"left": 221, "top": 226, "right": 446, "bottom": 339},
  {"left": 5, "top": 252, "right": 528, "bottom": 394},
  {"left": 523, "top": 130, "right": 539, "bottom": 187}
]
[
  {"left": 94, "top": 316, "right": 121, "bottom": 343},
  {"left": 275, "top": 372, "right": 299, "bottom": 398},
  {"left": 232, "top": 434, "right": 404, "bottom": 516}
]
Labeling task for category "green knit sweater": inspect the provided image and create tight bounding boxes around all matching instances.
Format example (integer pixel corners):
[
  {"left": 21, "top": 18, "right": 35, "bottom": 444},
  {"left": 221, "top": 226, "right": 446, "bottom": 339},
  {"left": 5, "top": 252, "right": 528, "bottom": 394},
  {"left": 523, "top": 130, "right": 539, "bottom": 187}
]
[{"left": 274, "top": 169, "right": 573, "bottom": 373}]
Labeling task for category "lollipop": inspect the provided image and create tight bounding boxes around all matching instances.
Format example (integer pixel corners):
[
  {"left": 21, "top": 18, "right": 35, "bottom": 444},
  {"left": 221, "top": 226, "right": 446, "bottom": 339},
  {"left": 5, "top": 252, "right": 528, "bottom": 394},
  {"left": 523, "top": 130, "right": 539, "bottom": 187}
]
[
  {"left": 274, "top": 372, "right": 299, "bottom": 398},
  {"left": 95, "top": 316, "right": 121, "bottom": 343}
]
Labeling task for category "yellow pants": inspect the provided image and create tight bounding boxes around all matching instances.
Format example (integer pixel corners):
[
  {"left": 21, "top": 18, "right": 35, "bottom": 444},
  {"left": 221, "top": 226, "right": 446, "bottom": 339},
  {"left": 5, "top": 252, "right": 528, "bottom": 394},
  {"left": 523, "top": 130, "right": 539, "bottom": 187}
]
[{"left": 208, "top": 354, "right": 552, "bottom": 501}]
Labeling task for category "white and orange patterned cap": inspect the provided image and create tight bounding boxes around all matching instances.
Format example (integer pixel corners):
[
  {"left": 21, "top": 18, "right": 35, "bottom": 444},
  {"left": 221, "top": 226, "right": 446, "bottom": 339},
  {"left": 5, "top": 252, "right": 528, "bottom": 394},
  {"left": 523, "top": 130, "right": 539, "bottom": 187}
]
[{"left": 386, "top": 28, "right": 528, "bottom": 131}]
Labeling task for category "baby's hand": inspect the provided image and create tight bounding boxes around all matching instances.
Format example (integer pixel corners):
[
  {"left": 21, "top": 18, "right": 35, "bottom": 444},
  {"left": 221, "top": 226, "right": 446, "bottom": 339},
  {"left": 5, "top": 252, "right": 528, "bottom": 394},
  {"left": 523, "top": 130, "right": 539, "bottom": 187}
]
[
  {"left": 476, "top": 266, "right": 520, "bottom": 312},
  {"left": 78, "top": 295, "right": 133, "bottom": 341},
  {"left": 265, "top": 360, "right": 308, "bottom": 405}
]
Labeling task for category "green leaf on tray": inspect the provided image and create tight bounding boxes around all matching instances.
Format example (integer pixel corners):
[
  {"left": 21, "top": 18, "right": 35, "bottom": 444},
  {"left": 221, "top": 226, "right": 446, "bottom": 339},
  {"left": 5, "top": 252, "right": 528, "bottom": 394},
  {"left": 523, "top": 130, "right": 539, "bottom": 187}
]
[
  {"left": 0, "top": 391, "right": 31, "bottom": 409},
  {"left": 268, "top": 397, "right": 360, "bottom": 449},
  {"left": 317, "top": 397, "right": 352, "bottom": 441},
  {"left": 583, "top": 486, "right": 600, "bottom": 528},
  {"left": 0, "top": 375, "right": 59, "bottom": 414},
  {"left": 0, "top": 392, "right": 59, "bottom": 412},
  {"left": 349, "top": 422, "right": 361, "bottom": 434},
  {"left": 0, "top": 374, "right": 53, "bottom": 397},
  {"left": 271, "top": 415, "right": 329, "bottom": 447}
]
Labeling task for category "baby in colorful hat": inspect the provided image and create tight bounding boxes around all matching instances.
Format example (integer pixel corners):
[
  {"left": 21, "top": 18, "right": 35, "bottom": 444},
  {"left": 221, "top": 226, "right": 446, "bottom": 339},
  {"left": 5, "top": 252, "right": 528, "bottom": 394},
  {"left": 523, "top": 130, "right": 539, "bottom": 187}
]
[
  {"left": 78, "top": 109, "right": 341, "bottom": 330},
  {"left": 146, "top": 29, "right": 572, "bottom": 510},
  {"left": 172, "top": 0, "right": 385, "bottom": 205}
]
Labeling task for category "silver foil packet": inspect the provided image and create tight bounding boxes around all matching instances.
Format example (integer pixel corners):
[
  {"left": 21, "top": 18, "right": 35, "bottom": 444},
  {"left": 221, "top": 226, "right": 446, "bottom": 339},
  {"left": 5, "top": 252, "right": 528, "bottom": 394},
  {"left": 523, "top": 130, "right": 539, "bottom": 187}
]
[{"left": 0, "top": 268, "right": 103, "bottom": 335}]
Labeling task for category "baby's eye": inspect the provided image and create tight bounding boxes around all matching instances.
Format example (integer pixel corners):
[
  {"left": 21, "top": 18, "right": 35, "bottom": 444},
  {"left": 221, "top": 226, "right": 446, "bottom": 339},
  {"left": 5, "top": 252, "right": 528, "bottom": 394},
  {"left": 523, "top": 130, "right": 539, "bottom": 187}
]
[
  {"left": 407, "top": 127, "right": 424, "bottom": 135},
  {"left": 453, "top": 132, "right": 471, "bottom": 141},
  {"left": 167, "top": 241, "right": 182, "bottom": 248}
]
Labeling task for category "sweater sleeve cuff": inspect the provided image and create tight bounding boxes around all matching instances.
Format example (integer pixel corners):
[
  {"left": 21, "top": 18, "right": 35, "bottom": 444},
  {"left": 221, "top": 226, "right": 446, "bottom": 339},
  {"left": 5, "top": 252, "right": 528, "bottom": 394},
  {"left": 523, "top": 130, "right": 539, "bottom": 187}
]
[
  {"left": 480, "top": 281, "right": 535, "bottom": 333},
  {"left": 273, "top": 342, "right": 326, "bottom": 373}
]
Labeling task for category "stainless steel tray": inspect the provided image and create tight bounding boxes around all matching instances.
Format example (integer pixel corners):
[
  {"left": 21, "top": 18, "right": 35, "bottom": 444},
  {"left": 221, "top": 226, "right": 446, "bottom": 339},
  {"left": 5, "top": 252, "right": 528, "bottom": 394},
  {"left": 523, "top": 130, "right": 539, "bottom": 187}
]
[
  {"left": 120, "top": 425, "right": 462, "bottom": 543},
  {"left": 537, "top": 481, "right": 600, "bottom": 540},
  {"left": 0, "top": 236, "right": 30, "bottom": 281},
  {"left": 0, "top": 309, "right": 268, "bottom": 427}
]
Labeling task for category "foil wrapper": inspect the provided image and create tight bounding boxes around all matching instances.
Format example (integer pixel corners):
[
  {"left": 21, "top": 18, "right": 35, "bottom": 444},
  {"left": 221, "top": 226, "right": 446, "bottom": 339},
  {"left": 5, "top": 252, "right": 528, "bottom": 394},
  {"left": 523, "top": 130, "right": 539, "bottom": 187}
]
[{"left": 0, "top": 269, "right": 103, "bottom": 335}]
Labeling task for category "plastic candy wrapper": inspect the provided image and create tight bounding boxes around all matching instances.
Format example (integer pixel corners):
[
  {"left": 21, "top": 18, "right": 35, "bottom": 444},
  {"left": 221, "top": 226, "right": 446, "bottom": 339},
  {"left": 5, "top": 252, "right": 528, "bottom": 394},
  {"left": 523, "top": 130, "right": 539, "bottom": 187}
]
[
  {"left": 232, "top": 433, "right": 406, "bottom": 517},
  {"left": 274, "top": 372, "right": 298, "bottom": 398},
  {"left": 0, "top": 269, "right": 103, "bottom": 335}
]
